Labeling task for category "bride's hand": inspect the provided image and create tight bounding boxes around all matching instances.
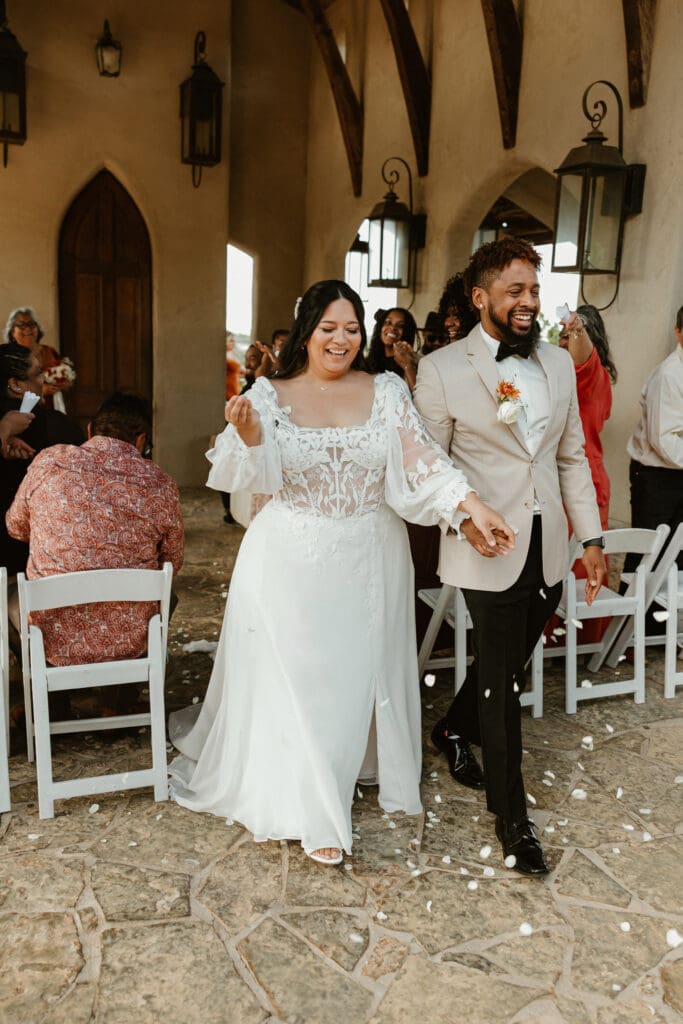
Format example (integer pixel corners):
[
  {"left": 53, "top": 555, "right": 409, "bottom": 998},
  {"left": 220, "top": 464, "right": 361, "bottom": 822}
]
[
  {"left": 458, "top": 494, "right": 516, "bottom": 555},
  {"left": 225, "top": 395, "right": 261, "bottom": 446}
]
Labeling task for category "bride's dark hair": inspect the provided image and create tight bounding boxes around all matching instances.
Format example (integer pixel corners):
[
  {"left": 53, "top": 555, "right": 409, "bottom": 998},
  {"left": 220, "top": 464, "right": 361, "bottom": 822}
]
[{"left": 276, "top": 280, "right": 368, "bottom": 379}]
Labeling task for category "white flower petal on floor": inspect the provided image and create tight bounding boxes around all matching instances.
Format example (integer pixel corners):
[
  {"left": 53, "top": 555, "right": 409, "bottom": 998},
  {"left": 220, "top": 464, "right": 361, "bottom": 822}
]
[
  {"left": 539, "top": 588, "right": 546, "bottom": 599},
  {"left": 620, "top": 921, "right": 631, "bottom": 933},
  {"left": 483, "top": 866, "right": 495, "bottom": 877},
  {"left": 639, "top": 808, "right": 651, "bottom": 814},
  {"left": 426, "top": 900, "right": 433, "bottom": 913},
  {"left": 479, "top": 844, "right": 492, "bottom": 859},
  {"left": 527, "top": 792, "right": 537, "bottom": 805},
  {"left": 612, "top": 847, "right": 620, "bottom": 854},
  {"left": 612, "top": 984, "right": 622, "bottom": 992},
  {"left": 376, "top": 911, "right": 388, "bottom": 922},
  {"left": 388, "top": 821, "right": 397, "bottom": 829},
  {"left": 581, "top": 736, "right": 594, "bottom": 750},
  {"left": 504, "top": 855, "right": 517, "bottom": 868},
  {"left": 434, "top": 794, "right": 442, "bottom": 803},
  {"left": 424, "top": 673, "right": 436, "bottom": 687},
  {"left": 27, "top": 833, "right": 40, "bottom": 840},
  {"left": 606, "top": 724, "right": 614, "bottom": 733},
  {"left": 460, "top": 867, "right": 469, "bottom": 875},
  {"left": 580, "top": 679, "right": 592, "bottom": 688},
  {"left": 467, "top": 880, "right": 478, "bottom": 891},
  {"left": 652, "top": 609, "right": 669, "bottom": 622},
  {"left": 542, "top": 779, "right": 553, "bottom": 787},
  {"left": 571, "top": 788, "right": 587, "bottom": 800},
  {"left": 616, "top": 786, "right": 624, "bottom": 799},
  {"left": 349, "top": 933, "right": 364, "bottom": 944},
  {"left": 675, "top": 776, "right": 683, "bottom": 784},
  {"left": 642, "top": 832, "right": 653, "bottom": 842},
  {"left": 622, "top": 823, "right": 634, "bottom": 831},
  {"left": 484, "top": 688, "right": 491, "bottom": 698},
  {"left": 356, "top": 787, "right": 363, "bottom": 799},
  {"left": 89, "top": 804, "right": 99, "bottom": 814},
  {"left": 544, "top": 770, "right": 556, "bottom": 779},
  {"left": 442, "top": 855, "right": 451, "bottom": 864},
  {"left": 519, "top": 922, "right": 533, "bottom": 936},
  {"left": 553, "top": 627, "right": 566, "bottom": 636},
  {"left": 666, "top": 928, "right": 683, "bottom": 948}
]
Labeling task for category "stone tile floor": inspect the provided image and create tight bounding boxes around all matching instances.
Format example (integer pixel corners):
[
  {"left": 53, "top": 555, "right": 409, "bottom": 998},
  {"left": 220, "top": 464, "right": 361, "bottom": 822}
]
[{"left": 1, "top": 489, "right": 682, "bottom": 1023}]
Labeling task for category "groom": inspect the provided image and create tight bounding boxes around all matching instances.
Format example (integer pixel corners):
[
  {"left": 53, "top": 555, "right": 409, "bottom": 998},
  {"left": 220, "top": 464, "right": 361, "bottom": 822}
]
[{"left": 414, "top": 238, "right": 605, "bottom": 875}]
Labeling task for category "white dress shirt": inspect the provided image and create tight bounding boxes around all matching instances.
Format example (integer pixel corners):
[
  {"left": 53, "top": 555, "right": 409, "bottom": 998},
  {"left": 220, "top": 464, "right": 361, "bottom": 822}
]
[{"left": 627, "top": 345, "right": 683, "bottom": 470}]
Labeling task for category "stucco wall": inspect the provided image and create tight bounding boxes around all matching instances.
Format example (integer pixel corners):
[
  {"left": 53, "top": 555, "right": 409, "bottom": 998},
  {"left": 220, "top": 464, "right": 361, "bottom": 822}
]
[
  {"left": 0, "top": 0, "right": 230, "bottom": 484},
  {"left": 228, "top": 0, "right": 310, "bottom": 342},
  {"left": 302, "top": 0, "right": 683, "bottom": 525}
]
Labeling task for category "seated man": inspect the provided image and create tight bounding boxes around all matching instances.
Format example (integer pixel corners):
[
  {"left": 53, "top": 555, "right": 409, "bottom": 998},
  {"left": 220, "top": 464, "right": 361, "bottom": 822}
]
[{"left": 6, "top": 390, "right": 183, "bottom": 712}]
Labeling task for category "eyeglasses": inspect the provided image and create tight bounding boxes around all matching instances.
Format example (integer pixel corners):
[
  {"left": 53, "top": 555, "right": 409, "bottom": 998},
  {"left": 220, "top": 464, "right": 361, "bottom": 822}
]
[{"left": 13, "top": 320, "right": 38, "bottom": 331}]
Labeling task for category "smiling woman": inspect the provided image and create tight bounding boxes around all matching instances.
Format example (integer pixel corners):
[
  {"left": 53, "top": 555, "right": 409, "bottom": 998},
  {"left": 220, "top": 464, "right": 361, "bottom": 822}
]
[{"left": 168, "top": 278, "right": 513, "bottom": 869}]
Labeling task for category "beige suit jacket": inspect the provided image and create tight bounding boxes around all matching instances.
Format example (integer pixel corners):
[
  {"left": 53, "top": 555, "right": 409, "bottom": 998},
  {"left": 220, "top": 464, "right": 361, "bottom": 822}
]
[{"left": 413, "top": 326, "right": 602, "bottom": 592}]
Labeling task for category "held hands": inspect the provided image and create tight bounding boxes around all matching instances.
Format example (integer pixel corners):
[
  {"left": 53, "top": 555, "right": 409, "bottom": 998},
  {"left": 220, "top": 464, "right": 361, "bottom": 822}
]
[
  {"left": 581, "top": 546, "right": 607, "bottom": 606},
  {"left": 225, "top": 395, "right": 261, "bottom": 446},
  {"left": 0, "top": 410, "right": 35, "bottom": 459},
  {"left": 458, "top": 494, "right": 516, "bottom": 557}
]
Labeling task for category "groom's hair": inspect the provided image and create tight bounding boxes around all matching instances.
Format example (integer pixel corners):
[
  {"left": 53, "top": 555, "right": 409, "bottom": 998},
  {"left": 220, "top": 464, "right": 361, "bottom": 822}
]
[{"left": 463, "top": 238, "right": 542, "bottom": 301}]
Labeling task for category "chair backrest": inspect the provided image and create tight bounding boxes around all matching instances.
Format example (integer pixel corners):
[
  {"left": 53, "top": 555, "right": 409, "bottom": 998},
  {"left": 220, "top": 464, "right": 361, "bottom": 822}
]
[
  {"left": 18, "top": 563, "right": 173, "bottom": 660},
  {"left": 602, "top": 525, "right": 670, "bottom": 558},
  {"left": 640, "top": 522, "right": 683, "bottom": 603}
]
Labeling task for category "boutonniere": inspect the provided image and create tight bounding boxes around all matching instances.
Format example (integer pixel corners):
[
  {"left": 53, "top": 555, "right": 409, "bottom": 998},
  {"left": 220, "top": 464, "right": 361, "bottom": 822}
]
[{"left": 496, "top": 379, "right": 523, "bottom": 424}]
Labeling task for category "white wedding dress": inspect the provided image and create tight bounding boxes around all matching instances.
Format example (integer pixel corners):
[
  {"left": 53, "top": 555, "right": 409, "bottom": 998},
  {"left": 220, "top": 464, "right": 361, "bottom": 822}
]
[{"left": 168, "top": 372, "right": 470, "bottom": 855}]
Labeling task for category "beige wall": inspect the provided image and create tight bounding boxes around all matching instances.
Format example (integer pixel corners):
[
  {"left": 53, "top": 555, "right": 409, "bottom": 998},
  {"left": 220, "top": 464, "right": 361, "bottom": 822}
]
[
  {"left": 302, "top": 0, "right": 683, "bottom": 525},
  {"left": 0, "top": 0, "right": 230, "bottom": 484},
  {"left": 228, "top": 0, "right": 310, "bottom": 342}
]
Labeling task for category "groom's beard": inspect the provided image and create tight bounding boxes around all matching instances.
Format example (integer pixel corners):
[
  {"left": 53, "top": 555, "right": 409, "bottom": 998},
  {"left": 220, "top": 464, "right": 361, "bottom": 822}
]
[{"left": 487, "top": 306, "right": 541, "bottom": 355}]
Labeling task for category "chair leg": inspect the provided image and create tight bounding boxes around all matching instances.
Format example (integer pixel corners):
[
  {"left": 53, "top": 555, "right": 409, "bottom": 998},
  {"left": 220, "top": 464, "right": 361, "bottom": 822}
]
[
  {"left": 565, "top": 578, "right": 578, "bottom": 715},
  {"left": 530, "top": 639, "right": 543, "bottom": 718},
  {"left": 664, "top": 568, "right": 677, "bottom": 699},
  {"left": 633, "top": 572, "right": 646, "bottom": 705},
  {"left": 22, "top": 660, "right": 34, "bottom": 763},
  {"left": 0, "top": 686, "right": 9, "bottom": 813},
  {"left": 454, "top": 588, "right": 468, "bottom": 695},
  {"left": 417, "top": 585, "right": 453, "bottom": 676},
  {"left": 148, "top": 626, "right": 169, "bottom": 803},
  {"left": 32, "top": 673, "right": 55, "bottom": 819}
]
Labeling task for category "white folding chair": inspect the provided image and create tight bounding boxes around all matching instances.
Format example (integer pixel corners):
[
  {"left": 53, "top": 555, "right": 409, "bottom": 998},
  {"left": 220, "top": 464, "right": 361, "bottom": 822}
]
[
  {"left": 561, "top": 528, "right": 668, "bottom": 713},
  {"left": 0, "top": 568, "right": 11, "bottom": 813},
  {"left": 658, "top": 564, "right": 683, "bottom": 698},
  {"left": 18, "top": 564, "right": 173, "bottom": 819},
  {"left": 417, "top": 583, "right": 543, "bottom": 717},
  {"left": 604, "top": 522, "right": 683, "bottom": 669}
]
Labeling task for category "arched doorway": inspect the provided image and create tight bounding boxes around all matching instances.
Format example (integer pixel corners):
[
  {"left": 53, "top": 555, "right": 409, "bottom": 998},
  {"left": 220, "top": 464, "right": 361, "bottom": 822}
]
[{"left": 58, "top": 170, "right": 152, "bottom": 430}]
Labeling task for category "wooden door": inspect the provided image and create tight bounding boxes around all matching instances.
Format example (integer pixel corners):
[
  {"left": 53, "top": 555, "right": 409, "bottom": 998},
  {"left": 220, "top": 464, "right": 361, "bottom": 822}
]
[{"left": 58, "top": 170, "right": 152, "bottom": 429}]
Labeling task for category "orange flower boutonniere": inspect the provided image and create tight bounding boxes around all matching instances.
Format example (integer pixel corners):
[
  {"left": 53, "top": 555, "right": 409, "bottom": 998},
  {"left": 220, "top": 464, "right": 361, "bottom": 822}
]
[{"left": 496, "top": 379, "right": 523, "bottom": 424}]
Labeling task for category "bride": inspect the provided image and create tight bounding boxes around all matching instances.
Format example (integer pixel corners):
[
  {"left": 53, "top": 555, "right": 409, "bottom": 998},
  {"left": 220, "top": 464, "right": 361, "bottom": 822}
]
[{"left": 169, "top": 280, "right": 514, "bottom": 865}]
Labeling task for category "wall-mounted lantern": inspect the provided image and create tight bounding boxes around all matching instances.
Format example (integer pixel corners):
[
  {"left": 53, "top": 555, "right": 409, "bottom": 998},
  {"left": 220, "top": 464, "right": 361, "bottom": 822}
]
[
  {"left": 95, "top": 20, "right": 122, "bottom": 78},
  {"left": 552, "top": 80, "right": 646, "bottom": 308},
  {"left": 367, "top": 157, "right": 426, "bottom": 305},
  {"left": 179, "top": 31, "right": 224, "bottom": 189},
  {"left": 0, "top": 1, "right": 27, "bottom": 168}
]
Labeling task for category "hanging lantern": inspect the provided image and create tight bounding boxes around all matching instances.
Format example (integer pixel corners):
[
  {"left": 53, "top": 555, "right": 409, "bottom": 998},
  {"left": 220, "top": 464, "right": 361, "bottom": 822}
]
[
  {"left": 0, "top": 3, "right": 27, "bottom": 168},
  {"left": 95, "top": 20, "right": 123, "bottom": 78},
  {"left": 179, "top": 31, "right": 224, "bottom": 188},
  {"left": 366, "top": 157, "right": 426, "bottom": 303},
  {"left": 552, "top": 80, "right": 646, "bottom": 307}
]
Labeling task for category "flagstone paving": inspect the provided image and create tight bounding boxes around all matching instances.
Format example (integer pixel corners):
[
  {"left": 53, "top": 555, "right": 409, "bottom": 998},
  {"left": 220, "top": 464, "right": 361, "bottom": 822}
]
[{"left": 1, "top": 489, "right": 682, "bottom": 1023}]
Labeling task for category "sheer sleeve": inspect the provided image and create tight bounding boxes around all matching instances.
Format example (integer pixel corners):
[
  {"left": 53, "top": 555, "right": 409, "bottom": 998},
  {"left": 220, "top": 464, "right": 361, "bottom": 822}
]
[
  {"left": 382, "top": 373, "right": 473, "bottom": 529},
  {"left": 206, "top": 380, "right": 283, "bottom": 495}
]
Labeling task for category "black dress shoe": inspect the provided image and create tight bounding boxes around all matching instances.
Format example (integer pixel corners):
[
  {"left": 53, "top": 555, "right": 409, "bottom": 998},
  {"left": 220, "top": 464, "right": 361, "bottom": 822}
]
[
  {"left": 496, "top": 816, "right": 550, "bottom": 876},
  {"left": 431, "top": 719, "right": 485, "bottom": 790}
]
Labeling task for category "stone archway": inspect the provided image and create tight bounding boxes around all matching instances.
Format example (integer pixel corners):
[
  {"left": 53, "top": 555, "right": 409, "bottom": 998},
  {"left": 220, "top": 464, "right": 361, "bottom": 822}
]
[{"left": 58, "top": 169, "right": 152, "bottom": 430}]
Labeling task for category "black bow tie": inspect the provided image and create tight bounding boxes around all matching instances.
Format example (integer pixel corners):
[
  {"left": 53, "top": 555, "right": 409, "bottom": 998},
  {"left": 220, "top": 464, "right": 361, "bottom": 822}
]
[{"left": 495, "top": 340, "right": 534, "bottom": 362}]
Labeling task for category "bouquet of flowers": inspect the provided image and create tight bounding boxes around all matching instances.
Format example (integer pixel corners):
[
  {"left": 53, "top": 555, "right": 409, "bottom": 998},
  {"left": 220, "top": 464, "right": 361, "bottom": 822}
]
[
  {"left": 43, "top": 358, "right": 76, "bottom": 390},
  {"left": 496, "top": 379, "right": 522, "bottom": 424}
]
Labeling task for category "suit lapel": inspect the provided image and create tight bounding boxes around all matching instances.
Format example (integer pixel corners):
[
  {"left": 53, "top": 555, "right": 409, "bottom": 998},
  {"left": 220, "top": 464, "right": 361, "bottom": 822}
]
[
  {"left": 532, "top": 341, "right": 554, "bottom": 449},
  {"left": 466, "top": 327, "right": 529, "bottom": 453}
]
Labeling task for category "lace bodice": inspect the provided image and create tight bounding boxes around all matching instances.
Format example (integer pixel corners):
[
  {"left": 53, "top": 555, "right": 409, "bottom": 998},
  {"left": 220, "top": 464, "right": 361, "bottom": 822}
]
[{"left": 206, "top": 373, "right": 471, "bottom": 527}]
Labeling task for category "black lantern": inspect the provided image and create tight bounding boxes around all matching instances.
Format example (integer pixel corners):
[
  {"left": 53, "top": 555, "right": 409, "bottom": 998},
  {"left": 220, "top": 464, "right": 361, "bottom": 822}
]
[
  {"left": 179, "top": 31, "right": 224, "bottom": 188},
  {"left": 0, "top": 1, "right": 27, "bottom": 168},
  {"left": 552, "top": 80, "right": 646, "bottom": 307},
  {"left": 367, "top": 157, "right": 426, "bottom": 303},
  {"left": 95, "top": 20, "right": 122, "bottom": 78}
]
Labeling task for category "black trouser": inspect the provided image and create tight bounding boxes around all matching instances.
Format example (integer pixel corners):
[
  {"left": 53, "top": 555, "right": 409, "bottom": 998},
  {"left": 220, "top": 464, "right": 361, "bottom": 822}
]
[
  {"left": 444, "top": 518, "right": 562, "bottom": 821},
  {"left": 623, "top": 460, "right": 683, "bottom": 632}
]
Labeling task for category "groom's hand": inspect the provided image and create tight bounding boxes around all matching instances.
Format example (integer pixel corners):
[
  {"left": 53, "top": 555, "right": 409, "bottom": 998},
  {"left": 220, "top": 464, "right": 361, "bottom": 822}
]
[{"left": 582, "top": 547, "right": 607, "bottom": 605}]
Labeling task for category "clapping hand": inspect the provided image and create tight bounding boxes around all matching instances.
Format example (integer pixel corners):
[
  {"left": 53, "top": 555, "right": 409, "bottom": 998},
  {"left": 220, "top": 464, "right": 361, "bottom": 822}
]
[
  {"left": 392, "top": 341, "right": 417, "bottom": 372},
  {"left": 225, "top": 395, "right": 261, "bottom": 446},
  {"left": 253, "top": 340, "right": 280, "bottom": 377}
]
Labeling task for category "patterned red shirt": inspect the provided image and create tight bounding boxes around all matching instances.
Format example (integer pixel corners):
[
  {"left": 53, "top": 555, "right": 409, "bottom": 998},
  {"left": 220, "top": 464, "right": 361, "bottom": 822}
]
[{"left": 6, "top": 436, "right": 184, "bottom": 665}]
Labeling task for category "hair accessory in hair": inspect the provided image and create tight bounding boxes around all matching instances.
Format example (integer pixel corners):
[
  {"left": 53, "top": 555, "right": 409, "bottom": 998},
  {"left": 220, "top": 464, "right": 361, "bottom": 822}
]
[{"left": 293, "top": 296, "right": 302, "bottom": 319}]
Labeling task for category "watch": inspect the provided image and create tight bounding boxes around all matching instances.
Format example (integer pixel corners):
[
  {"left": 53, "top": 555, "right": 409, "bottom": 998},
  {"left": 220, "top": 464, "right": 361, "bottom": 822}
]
[{"left": 582, "top": 536, "right": 605, "bottom": 549}]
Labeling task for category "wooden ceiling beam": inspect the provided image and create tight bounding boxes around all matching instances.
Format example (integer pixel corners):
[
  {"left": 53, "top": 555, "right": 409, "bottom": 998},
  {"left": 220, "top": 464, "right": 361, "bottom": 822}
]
[
  {"left": 480, "top": 0, "right": 522, "bottom": 150},
  {"left": 621, "top": 0, "right": 657, "bottom": 108},
  {"left": 299, "top": 0, "right": 363, "bottom": 196},
  {"left": 378, "top": 0, "right": 431, "bottom": 176}
]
